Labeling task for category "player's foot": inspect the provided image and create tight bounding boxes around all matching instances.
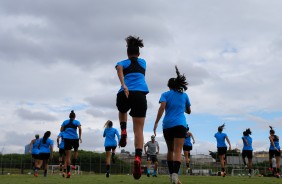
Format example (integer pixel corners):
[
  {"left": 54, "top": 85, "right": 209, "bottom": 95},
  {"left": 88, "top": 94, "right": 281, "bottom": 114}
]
[
  {"left": 34, "top": 171, "right": 38, "bottom": 177},
  {"left": 119, "top": 129, "right": 127, "bottom": 147},
  {"left": 152, "top": 173, "right": 157, "bottom": 177},
  {"left": 106, "top": 171, "right": 110, "bottom": 178},
  {"left": 62, "top": 172, "right": 66, "bottom": 177},
  {"left": 172, "top": 173, "right": 182, "bottom": 184},
  {"left": 71, "top": 165, "right": 76, "bottom": 170},
  {"left": 248, "top": 173, "right": 251, "bottom": 177},
  {"left": 276, "top": 173, "right": 280, "bottom": 178},
  {"left": 133, "top": 156, "right": 141, "bottom": 180},
  {"left": 268, "top": 167, "right": 273, "bottom": 172},
  {"left": 244, "top": 164, "right": 248, "bottom": 168},
  {"left": 186, "top": 168, "right": 190, "bottom": 175},
  {"left": 221, "top": 171, "right": 226, "bottom": 177},
  {"left": 44, "top": 172, "right": 47, "bottom": 177},
  {"left": 66, "top": 172, "right": 71, "bottom": 178}
]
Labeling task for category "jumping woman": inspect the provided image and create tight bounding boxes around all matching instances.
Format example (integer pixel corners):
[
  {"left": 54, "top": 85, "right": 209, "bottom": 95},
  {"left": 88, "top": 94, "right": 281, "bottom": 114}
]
[
  {"left": 268, "top": 126, "right": 280, "bottom": 178},
  {"left": 241, "top": 128, "right": 253, "bottom": 177},
  {"left": 115, "top": 36, "right": 149, "bottom": 179},
  {"left": 29, "top": 134, "right": 40, "bottom": 173},
  {"left": 183, "top": 126, "right": 195, "bottom": 174},
  {"left": 153, "top": 66, "right": 191, "bottom": 184}
]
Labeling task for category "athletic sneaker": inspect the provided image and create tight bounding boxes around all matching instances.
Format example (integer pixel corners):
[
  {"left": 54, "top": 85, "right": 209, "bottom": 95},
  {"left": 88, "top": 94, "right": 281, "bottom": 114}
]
[
  {"left": 221, "top": 171, "right": 226, "bottom": 177},
  {"left": 44, "top": 172, "right": 47, "bottom": 177},
  {"left": 268, "top": 167, "right": 273, "bottom": 172},
  {"left": 119, "top": 129, "right": 127, "bottom": 147},
  {"left": 244, "top": 164, "right": 248, "bottom": 169},
  {"left": 172, "top": 173, "right": 182, "bottom": 184},
  {"left": 62, "top": 172, "right": 66, "bottom": 178},
  {"left": 147, "top": 169, "right": 150, "bottom": 177},
  {"left": 276, "top": 173, "right": 280, "bottom": 178},
  {"left": 66, "top": 172, "right": 71, "bottom": 178},
  {"left": 186, "top": 168, "right": 190, "bottom": 175},
  {"left": 34, "top": 171, "right": 38, "bottom": 177},
  {"left": 106, "top": 171, "right": 110, "bottom": 178},
  {"left": 133, "top": 156, "right": 141, "bottom": 180},
  {"left": 248, "top": 173, "right": 251, "bottom": 177},
  {"left": 152, "top": 171, "right": 157, "bottom": 177}
]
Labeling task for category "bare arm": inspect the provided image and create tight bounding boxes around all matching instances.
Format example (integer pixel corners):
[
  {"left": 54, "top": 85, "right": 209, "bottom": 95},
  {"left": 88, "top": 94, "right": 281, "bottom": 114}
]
[
  {"left": 190, "top": 133, "right": 195, "bottom": 144},
  {"left": 144, "top": 144, "right": 147, "bottom": 154},
  {"left": 116, "top": 65, "right": 129, "bottom": 98},
  {"left": 60, "top": 126, "right": 64, "bottom": 132},
  {"left": 78, "top": 125, "right": 82, "bottom": 143},
  {"left": 185, "top": 106, "right": 191, "bottom": 114},
  {"left": 269, "top": 136, "right": 278, "bottom": 151},
  {"left": 242, "top": 137, "right": 249, "bottom": 146},
  {"left": 226, "top": 136, "right": 231, "bottom": 150},
  {"left": 29, "top": 140, "right": 34, "bottom": 153},
  {"left": 153, "top": 102, "right": 166, "bottom": 136},
  {"left": 57, "top": 136, "right": 60, "bottom": 148}
]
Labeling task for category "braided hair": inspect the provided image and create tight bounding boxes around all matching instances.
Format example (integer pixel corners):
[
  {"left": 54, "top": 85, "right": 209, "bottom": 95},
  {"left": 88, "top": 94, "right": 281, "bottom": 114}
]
[
  {"left": 269, "top": 126, "right": 275, "bottom": 134},
  {"left": 167, "top": 66, "right": 188, "bottom": 92},
  {"left": 125, "top": 36, "right": 144, "bottom": 56},
  {"left": 218, "top": 123, "right": 225, "bottom": 132},
  {"left": 42, "top": 131, "right": 51, "bottom": 144}
]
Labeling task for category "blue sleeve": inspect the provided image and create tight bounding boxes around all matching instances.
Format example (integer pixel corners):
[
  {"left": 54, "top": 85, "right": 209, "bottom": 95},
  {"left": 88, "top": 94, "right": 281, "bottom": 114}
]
[
  {"left": 103, "top": 130, "right": 106, "bottom": 137},
  {"left": 186, "top": 94, "right": 191, "bottom": 107},
  {"left": 159, "top": 93, "right": 166, "bottom": 103}
]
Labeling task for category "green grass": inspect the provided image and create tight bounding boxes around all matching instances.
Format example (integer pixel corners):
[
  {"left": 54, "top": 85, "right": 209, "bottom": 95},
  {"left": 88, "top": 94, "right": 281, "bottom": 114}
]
[{"left": 0, "top": 174, "right": 280, "bottom": 184}]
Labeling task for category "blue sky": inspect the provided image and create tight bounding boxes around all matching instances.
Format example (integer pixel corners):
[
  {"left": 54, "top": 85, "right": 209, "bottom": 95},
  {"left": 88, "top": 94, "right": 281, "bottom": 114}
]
[{"left": 0, "top": 0, "right": 282, "bottom": 154}]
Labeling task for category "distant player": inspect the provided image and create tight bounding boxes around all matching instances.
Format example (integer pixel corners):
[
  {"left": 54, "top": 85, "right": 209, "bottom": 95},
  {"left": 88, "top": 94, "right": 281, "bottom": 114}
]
[
  {"left": 29, "top": 134, "right": 40, "bottom": 173},
  {"left": 34, "top": 131, "right": 53, "bottom": 177},
  {"left": 144, "top": 135, "right": 159, "bottom": 177},
  {"left": 214, "top": 124, "right": 231, "bottom": 177},
  {"left": 57, "top": 131, "right": 66, "bottom": 174},
  {"left": 183, "top": 126, "right": 195, "bottom": 174},
  {"left": 241, "top": 128, "right": 253, "bottom": 177},
  {"left": 60, "top": 110, "right": 82, "bottom": 178},
  {"left": 103, "top": 120, "right": 120, "bottom": 178},
  {"left": 268, "top": 126, "right": 280, "bottom": 178}
]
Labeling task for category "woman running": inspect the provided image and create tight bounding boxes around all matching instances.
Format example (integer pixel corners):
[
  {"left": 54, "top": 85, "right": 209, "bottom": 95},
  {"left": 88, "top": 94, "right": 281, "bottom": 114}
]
[
  {"left": 183, "top": 125, "right": 195, "bottom": 174},
  {"left": 29, "top": 134, "right": 40, "bottom": 173},
  {"left": 214, "top": 124, "right": 231, "bottom": 177},
  {"left": 57, "top": 131, "right": 66, "bottom": 173},
  {"left": 115, "top": 36, "right": 149, "bottom": 179},
  {"left": 34, "top": 131, "right": 53, "bottom": 177},
  {"left": 268, "top": 126, "right": 280, "bottom": 178},
  {"left": 60, "top": 110, "right": 82, "bottom": 178},
  {"left": 241, "top": 128, "right": 253, "bottom": 177},
  {"left": 153, "top": 66, "right": 191, "bottom": 184},
  {"left": 103, "top": 120, "right": 120, "bottom": 178}
]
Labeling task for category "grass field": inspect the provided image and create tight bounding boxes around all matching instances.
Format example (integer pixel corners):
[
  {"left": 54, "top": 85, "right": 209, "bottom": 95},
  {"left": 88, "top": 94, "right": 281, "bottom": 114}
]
[{"left": 0, "top": 174, "right": 280, "bottom": 184}]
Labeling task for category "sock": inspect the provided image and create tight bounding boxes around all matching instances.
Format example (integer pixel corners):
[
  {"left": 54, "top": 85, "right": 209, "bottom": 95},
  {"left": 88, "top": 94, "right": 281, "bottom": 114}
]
[
  {"left": 35, "top": 167, "right": 39, "bottom": 171},
  {"left": 147, "top": 168, "right": 150, "bottom": 174},
  {"left": 106, "top": 164, "right": 110, "bottom": 172},
  {"left": 67, "top": 166, "right": 70, "bottom": 173},
  {"left": 173, "top": 161, "right": 181, "bottom": 174},
  {"left": 72, "top": 158, "right": 77, "bottom": 166},
  {"left": 167, "top": 161, "right": 173, "bottom": 174},
  {"left": 221, "top": 168, "right": 225, "bottom": 172},
  {"left": 135, "top": 149, "right": 142, "bottom": 158},
  {"left": 186, "top": 162, "right": 190, "bottom": 168},
  {"left": 249, "top": 169, "right": 251, "bottom": 174},
  {"left": 120, "top": 122, "right": 127, "bottom": 130},
  {"left": 112, "top": 152, "right": 115, "bottom": 157}
]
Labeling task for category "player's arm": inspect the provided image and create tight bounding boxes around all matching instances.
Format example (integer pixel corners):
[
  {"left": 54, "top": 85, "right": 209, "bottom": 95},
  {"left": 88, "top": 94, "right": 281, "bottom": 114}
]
[
  {"left": 157, "top": 142, "right": 160, "bottom": 154},
  {"left": 78, "top": 125, "right": 82, "bottom": 143},
  {"left": 226, "top": 136, "right": 231, "bottom": 150},
  {"left": 153, "top": 102, "right": 166, "bottom": 136},
  {"left": 116, "top": 65, "right": 129, "bottom": 98},
  {"left": 144, "top": 143, "right": 148, "bottom": 154},
  {"left": 185, "top": 106, "right": 191, "bottom": 114},
  {"left": 29, "top": 140, "right": 34, "bottom": 153},
  {"left": 190, "top": 133, "right": 195, "bottom": 144}
]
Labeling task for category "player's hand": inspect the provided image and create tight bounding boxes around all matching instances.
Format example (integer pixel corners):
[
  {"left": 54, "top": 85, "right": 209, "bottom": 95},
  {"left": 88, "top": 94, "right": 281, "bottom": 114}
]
[
  {"left": 229, "top": 146, "right": 231, "bottom": 151},
  {"left": 153, "top": 124, "right": 158, "bottom": 136},
  {"left": 193, "top": 141, "right": 195, "bottom": 144},
  {"left": 123, "top": 85, "right": 129, "bottom": 98},
  {"left": 79, "top": 138, "right": 82, "bottom": 143}
]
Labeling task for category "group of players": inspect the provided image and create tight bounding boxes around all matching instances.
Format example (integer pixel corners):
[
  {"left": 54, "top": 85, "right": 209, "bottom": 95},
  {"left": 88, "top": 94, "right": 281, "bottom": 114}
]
[{"left": 28, "top": 35, "right": 280, "bottom": 184}]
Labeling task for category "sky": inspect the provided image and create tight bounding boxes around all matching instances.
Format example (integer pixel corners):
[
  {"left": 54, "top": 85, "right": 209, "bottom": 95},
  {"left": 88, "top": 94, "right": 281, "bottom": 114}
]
[{"left": 1, "top": 0, "right": 282, "bottom": 155}]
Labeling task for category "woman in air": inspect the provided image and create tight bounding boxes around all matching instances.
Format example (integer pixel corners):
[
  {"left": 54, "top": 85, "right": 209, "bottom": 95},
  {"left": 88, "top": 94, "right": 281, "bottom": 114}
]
[
  {"left": 153, "top": 66, "right": 191, "bottom": 184},
  {"left": 241, "top": 128, "right": 253, "bottom": 177},
  {"left": 29, "top": 134, "right": 40, "bottom": 173},
  {"left": 214, "top": 124, "right": 231, "bottom": 177},
  {"left": 103, "top": 120, "right": 120, "bottom": 178},
  {"left": 34, "top": 131, "right": 53, "bottom": 177},
  {"left": 183, "top": 126, "right": 195, "bottom": 174},
  {"left": 268, "top": 126, "right": 280, "bottom": 178},
  {"left": 115, "top": 36, "right": 149, "bottom": 179}
]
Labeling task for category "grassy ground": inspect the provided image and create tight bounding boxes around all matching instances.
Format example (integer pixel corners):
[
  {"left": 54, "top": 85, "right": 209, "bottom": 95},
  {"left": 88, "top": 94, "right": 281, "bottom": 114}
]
[{"left": 0, "top": 174, "right": 280, "bottom": 184}]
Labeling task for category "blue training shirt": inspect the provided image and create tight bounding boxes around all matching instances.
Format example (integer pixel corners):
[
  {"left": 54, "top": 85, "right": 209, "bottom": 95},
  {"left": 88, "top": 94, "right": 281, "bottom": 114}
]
[
  {"left": 214, "top": 132, "right": 227, "bottom": 148},
  {"left": 39, "top": 138, "right": 53, "bottom": 153},
  {"left": 32, "top": 139, "right": 40, "bottom": 155},
  {"left": 269, "top": 135, "right": 280, "bottom": 150},
  {"left": 160, "top": 90, "right": 191, "bottom": 129},
  {"left": 103, "top": 127, "right": 120, "bottom": 147},
  {"left": 242, "top": 135, "right": 253, "bottom": 151},
  {"left": 116, "top": 58, "right": 149, "bottom": 93},
  {"left": 58, "top": 132, "right": 65, "bottom": 149},
  {"left": 184, "top": 133, "right": 192, "bottom": 146},
  {"left": 61, "top": 119, "right": 81, "bottom": 139}
]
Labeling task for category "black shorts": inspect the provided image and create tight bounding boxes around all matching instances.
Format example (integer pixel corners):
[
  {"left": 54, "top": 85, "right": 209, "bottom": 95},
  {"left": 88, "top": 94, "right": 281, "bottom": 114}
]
[
  {"left": 163, "top": 125, "right": 187, "bottom": 141},
  {"left": 147, "top": 154, "right": 158, "bottom": 163},
  {"left": 105, "top": 146, "right": 117, "bottom": 152},
  {"left": 32, "top": 154, "right": 39, "bottom": 160},
  {"left": 217, "top": 147, "right": 227, "bottom": 156},
  {"left": 269, "top": 149, "right": 281, "bottom": 159},
  {"left": 116, "top": 91, "right": 147, "bottom": 117},
  {"left": 38, "top": 153, "right": 50, "bottom": 160},
  {"left": 242, "top": 150, "right": 253, "bottom": 159},
  {"left": 183, "top": 145, "right": 193, "bottom": 151},
  {"left": 64, "top": 139, "right": 79, "bottom": 151},
  {"left": 59, "top": 148, "right": 65, "bottom": 157}
]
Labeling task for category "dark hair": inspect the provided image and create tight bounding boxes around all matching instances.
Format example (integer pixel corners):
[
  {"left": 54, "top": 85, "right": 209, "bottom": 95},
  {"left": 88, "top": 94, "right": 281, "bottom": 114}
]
[
  {"left": 243, "top": 128, "right": 252, "bottom": 136},
  {"left": 126, "top": 36, "right": 144, "bottom": 56},
  {"left": 69, "top": 110, "right": 76, "bottom": 119},
  {"left": 104, "top": 120, "right": 113, "bottom": 128},
  {"left": 42, "top": 131, "right": 51, "bottom": 144},
  {"left": 218, "top": 123, "right": 225, "bottom": 132},
  {"left": 269, "top": 126, "right": 275, "bottom": 134},
  {"left": 167, "top": 66, "right": 188, "bottom": 92}
]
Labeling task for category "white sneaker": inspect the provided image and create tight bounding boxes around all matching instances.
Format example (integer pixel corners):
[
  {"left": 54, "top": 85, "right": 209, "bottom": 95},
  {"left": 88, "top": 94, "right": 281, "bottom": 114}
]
[
  {"left": 172, "top": 173, "right": 182, "bottom": 184},
  {"left": 248, "top": 173, "right": 251, "bottom": 177}
]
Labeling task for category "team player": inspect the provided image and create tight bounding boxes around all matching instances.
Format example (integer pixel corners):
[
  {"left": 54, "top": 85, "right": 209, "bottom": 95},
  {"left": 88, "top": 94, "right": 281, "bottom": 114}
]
[
  {"left": 34, "top": 131, "right": 53, "bottom": 177},
  {"left": 144, "top": 135, "right": 159, "bottom": 177},
  {"left": 268, "top": 126, "right": 280, "bottom": 178},
  {"left": 241, "top": 128, "right": 253, "bottom": 177},
  {"left": 115, "top": 36, "right": 149, "bottom": 179},
  {"left": 183, "top": 126, "right": 195, "bottom": 174},
  {"left": 29, "top": 134, "right": 40, "bottom": 173},
  {"left": 103, "top": 120, "right": 120, "bottom": 178},
  {"left": 153, "top": 66, "right": 191, "bottom": 184},
  {"left": 57, "top": 131, "right": 66, "bottom": 173},
  {"left": 60, "top": 110, "right": 82, "bottom": 178},
  {"left": 214, "top": 124, "right": 231, "bottom": 177}
]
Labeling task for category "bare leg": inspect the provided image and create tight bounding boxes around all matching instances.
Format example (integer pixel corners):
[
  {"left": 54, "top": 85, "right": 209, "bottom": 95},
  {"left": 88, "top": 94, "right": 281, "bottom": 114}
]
[{"left": 132, "top": 117, "right": 145, "bottom": 149}]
